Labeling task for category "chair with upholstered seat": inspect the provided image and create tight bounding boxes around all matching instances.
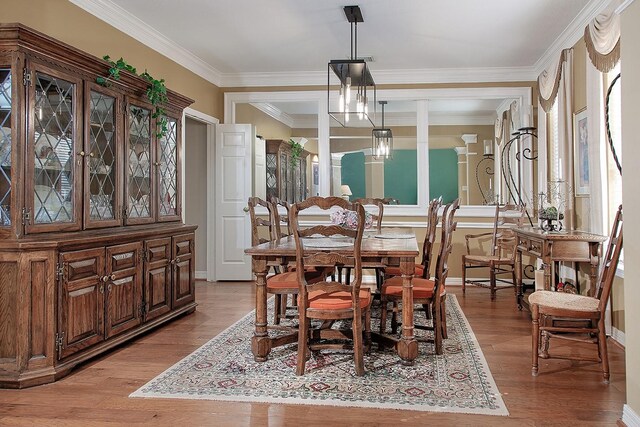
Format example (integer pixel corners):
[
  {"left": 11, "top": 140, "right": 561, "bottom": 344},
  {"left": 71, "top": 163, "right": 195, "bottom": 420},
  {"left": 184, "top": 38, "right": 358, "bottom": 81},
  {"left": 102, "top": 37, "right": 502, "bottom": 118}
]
[
  {"left": 380, "top": 198, "right": 459, "bottom": 355},
  {"left": 530, "top": 205, "right": 622, "bottom": 382},
  {"left": 248, "top": 197, "right": 323, "bottom": 326},
  {"left": 385, "top": 196, "right": 441, "bottom": 280},
  {"left": 461, "top": 204, "right": 525, "bottom": 300},
  {"left": 290, "top": 196, "right": 372, "bottom": 376}
]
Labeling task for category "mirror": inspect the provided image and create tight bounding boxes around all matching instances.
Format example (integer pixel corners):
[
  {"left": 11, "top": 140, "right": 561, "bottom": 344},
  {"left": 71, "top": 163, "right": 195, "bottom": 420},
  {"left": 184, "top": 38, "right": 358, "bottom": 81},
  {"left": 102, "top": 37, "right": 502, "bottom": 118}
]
[{"left": 226, "top": 86, "right": 534, "bottom": 215}]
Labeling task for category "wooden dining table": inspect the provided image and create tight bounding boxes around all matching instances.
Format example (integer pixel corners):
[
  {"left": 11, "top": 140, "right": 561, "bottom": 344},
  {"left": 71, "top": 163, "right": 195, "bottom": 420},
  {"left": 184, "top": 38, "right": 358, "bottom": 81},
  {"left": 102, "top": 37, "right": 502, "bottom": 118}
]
[{"left": 244, "top": 230, "right": 420, "bottom": 365}]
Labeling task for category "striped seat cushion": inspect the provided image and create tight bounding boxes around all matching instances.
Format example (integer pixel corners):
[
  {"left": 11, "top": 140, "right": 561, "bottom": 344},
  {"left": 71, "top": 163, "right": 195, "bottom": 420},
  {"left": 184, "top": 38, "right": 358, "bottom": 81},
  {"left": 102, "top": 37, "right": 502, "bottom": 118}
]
[
  {"left": 303, "top": 289, "right": 372, "bottom": 310},
  {"left": 385, "top": 264, "right": 425, "bottom": 277},
  {"left": 266, "top": 270, "right": 324, "bottom": 290},
  {"left": 381, "top": 276, "right": 444, "bottom": 298}
]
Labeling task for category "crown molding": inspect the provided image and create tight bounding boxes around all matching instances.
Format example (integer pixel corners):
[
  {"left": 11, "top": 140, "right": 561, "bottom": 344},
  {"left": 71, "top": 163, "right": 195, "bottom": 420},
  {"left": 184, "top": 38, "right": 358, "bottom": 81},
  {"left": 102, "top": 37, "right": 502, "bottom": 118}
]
[
  {"left": 616, "top": 0, "right": 636, "bottom": 13},
  {"left": 250, "top": 103, "right": 295, "bottom": 128},
  {"left": 532, "top": 0, "right": 613, "bottom": 78},
  {"left": 68, "top": 0, "right": 223, "bottom": 86}
]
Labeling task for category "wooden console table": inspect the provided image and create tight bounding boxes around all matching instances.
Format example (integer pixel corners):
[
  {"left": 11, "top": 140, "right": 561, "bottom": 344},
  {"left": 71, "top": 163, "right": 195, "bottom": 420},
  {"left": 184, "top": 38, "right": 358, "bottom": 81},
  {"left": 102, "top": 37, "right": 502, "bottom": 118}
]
[{"left": 514, "top": 227, "right": 606, "bottom": 310}]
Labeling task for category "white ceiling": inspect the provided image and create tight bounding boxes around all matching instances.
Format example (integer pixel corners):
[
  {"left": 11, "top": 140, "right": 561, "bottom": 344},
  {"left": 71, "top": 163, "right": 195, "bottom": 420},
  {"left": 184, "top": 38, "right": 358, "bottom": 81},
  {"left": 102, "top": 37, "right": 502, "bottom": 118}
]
[{"left": 75, "top": 0, "right": 606, "bottom": 87}]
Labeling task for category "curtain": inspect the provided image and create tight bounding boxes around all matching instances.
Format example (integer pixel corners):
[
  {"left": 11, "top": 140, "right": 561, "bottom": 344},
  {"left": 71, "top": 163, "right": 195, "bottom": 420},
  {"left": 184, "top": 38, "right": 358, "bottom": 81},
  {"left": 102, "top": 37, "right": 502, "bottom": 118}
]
[
  {"left": 537, "top": 49, "right": 571, "bottom": 112},
  {"left": 556, "top": 49, "right": 574, "bottom": 231},
  {"left": 584, "top": 6, "right": 621, "bottom": 72}
]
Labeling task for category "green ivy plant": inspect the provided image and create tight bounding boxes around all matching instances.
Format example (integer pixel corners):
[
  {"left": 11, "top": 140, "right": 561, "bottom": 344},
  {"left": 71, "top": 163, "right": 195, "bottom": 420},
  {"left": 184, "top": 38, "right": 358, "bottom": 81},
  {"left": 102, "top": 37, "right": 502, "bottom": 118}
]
[
  {"left": 96, "top": 55, "right": 169, "bottom": 138},
  {"left": 289, "top": 138, "right": 304, "bottom": 169}
]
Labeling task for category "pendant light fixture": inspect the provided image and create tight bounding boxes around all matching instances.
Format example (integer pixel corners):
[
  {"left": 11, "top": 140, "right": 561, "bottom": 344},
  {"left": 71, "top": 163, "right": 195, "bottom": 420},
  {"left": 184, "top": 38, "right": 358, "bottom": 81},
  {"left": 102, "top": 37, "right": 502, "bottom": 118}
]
[
  {"left": 328, "top": 5, "right": 376, "bottom": 127},
  {"left": 372, "top": 101, "right": 392, "bottom": 159}
]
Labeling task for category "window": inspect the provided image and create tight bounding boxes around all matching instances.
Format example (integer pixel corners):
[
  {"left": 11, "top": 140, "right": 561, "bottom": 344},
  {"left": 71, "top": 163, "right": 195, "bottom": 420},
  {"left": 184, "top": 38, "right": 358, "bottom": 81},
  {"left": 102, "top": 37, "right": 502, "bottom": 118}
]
[{"left": 604, "top": 62, "right": 622, "bottom": 231}]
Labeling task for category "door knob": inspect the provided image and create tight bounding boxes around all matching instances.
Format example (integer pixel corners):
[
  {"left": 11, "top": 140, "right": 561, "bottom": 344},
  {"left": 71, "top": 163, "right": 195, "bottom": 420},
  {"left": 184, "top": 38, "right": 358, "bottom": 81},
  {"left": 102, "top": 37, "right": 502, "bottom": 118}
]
[{"left": 243, "top": 206, "right": 249, "bottom": 213}]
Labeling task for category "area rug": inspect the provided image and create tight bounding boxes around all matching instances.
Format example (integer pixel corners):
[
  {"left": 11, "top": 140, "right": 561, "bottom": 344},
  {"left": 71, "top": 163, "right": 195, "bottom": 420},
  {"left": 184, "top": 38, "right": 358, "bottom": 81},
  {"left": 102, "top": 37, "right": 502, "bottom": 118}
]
[{"left": 131, "top": 295, "right": 508, "bottom": 416}]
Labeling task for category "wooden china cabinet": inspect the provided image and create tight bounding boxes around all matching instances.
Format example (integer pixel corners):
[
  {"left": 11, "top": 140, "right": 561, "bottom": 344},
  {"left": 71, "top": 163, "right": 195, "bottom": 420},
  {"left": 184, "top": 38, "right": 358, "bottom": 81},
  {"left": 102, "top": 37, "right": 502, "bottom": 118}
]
[
  {"left": 0, "top": 24, "right": 197, "bottom": 388},
  {"left": 265, "top": 139, "right": 308, "bottom": 203}
]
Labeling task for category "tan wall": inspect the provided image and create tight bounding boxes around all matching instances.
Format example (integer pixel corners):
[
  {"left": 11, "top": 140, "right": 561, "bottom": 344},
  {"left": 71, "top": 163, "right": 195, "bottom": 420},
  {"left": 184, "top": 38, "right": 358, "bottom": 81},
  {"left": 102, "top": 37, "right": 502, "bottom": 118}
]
[
  {"left": 185, "top": 118, "right": 208, "bottom": 272},
  {"left": 572, "top": 38, "right": 590, "bottom": 231},
  {"left": 621, "top": 0, "right": 640, "bottom": 414},
  {"left": 4, "top": 0, "right": 222, "bottom": 118},
  {"left": 236, "top": 104, "right": 292, "bottom": 139}
]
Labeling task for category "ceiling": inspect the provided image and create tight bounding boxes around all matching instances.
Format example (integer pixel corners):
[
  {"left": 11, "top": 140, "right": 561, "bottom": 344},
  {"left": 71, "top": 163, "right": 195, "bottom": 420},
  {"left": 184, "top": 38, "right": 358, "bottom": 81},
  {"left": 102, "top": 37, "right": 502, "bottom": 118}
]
[{"left": 74, "top": 0, "right": 604, "bottom": 87}]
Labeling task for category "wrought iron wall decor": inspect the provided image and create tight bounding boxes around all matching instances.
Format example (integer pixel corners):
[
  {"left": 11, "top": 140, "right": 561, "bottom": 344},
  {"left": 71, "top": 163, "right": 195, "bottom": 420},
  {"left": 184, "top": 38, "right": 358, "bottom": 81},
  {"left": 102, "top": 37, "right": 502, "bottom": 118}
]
[
  {"left": 500, "top": 126, "right": 537, "bottom": 226},
  {"left": 475, "top": 152, "right": 495, "bottom": 205},
  {"left": 605, "top": 72, "right": 622, "bottom": 175}
]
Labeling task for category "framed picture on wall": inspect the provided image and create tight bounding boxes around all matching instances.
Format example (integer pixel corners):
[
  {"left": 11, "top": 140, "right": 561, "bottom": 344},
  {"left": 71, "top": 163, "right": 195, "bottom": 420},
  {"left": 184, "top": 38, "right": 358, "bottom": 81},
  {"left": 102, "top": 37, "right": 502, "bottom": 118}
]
[{"left": 573, "top": 108, "right": 589, "bottom": 196}]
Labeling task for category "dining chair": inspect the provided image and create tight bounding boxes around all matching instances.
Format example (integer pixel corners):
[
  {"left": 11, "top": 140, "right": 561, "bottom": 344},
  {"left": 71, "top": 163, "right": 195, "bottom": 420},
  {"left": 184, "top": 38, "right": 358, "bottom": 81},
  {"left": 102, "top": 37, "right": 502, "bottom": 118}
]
[
  {"left": 247, "top": 197, "right": 323, "bottom": 326},
  {"left": 379, "top": 198, "right": 459, "bottom": 355},
  {"left": 385, "top": 196, "right": 442, "bottom": 280},
  {"left": 461, "top": 204, "right": 525, "bottom": 300},
  {"left": 530, "top": 205, "right": 623, "bottom": 382},
  {"left": 339, "top": 197, "right": 385, "bottom": 286},
  {"left": 290, "top": 196, "right": 372, "bottom": 376}
]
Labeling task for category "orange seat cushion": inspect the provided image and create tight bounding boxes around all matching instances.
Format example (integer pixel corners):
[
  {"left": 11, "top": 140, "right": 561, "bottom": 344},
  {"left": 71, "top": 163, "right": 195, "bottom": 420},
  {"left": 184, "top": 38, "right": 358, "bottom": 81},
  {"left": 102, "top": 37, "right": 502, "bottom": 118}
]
[
  {"left": 303, "top": 289, "right": 372, "bottom": 310},
  {"left": 381, "top": 276, "right": 445, "bottom": 298},
  {"left": 385, "top": 264, "right": 425, "bottom": 277},
  {"left": 267, "top": 270, "right": 324, "bottom": 290}
]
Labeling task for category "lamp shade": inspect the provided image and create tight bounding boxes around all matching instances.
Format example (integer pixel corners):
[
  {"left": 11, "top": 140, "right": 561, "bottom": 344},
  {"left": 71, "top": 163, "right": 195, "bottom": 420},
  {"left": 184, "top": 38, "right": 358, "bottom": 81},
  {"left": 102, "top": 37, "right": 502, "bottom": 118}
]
[
  {"left": 340, "top": 184, "right": 352, "bottom": 196},
  {"left": 372, "top": 100, "right": 392, "bottom": 159}
]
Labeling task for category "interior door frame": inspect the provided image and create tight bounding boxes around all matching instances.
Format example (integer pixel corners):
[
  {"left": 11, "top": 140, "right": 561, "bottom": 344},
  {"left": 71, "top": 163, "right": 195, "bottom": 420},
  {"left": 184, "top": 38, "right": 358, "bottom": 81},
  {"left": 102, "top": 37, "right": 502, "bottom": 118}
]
[{"left": 182, "top": 107, "right": 218, "bottom": 281}]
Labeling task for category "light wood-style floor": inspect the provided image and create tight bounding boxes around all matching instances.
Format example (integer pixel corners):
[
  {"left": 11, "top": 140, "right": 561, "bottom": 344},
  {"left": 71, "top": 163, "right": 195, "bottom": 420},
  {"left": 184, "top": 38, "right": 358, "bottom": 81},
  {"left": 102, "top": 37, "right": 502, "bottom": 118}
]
[{"left": 0, "top": 282, "right": 626, "bottom": 426}]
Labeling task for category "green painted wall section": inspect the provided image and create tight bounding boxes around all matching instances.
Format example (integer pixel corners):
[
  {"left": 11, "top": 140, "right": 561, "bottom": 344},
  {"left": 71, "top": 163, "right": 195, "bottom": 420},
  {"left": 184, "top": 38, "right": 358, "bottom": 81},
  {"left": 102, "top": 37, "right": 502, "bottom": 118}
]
[
  {"left": 384, "top": 150, "right": 418, "bottom": 204},
  {"left": 429, "top": 149, "right": 459, "bottom": 203},
  {"left": 341, "top": 152, "right": 366, "bottom": 199}
]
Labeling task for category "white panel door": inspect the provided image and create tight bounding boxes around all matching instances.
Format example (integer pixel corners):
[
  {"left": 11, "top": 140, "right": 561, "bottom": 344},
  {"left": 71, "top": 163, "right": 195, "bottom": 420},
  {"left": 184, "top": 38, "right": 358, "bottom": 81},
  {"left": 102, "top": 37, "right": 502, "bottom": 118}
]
[
  {"left": 253, "top": 137, "right": 266, "bottom": 200},
  {"left": 215, "top": 124, "right": 254, "bottom": 281}
]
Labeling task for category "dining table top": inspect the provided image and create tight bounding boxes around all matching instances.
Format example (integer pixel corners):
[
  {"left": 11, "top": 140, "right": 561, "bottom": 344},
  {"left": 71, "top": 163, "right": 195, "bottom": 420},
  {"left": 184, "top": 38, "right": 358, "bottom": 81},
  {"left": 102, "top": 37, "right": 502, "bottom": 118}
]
[{"left": 244, "top": 228, "right": 419, "bottom": 258}]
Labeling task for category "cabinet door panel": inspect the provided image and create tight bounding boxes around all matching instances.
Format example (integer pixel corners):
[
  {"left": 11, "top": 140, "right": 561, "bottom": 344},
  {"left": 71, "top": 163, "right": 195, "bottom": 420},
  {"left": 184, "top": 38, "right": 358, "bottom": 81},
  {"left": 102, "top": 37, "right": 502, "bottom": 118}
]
[
  {"left": 84, "top": 83, "right": 123, "bottom": 229},
  {"left": 157, "top": 115, "right": 181, "bottom": 222},
  {"left": 125, "top": 98, "right": 155, "bottom": 225},
  {"left": 105, "top": 242, "right": 142, "bottom": 338},
  {"left": 144, "top": 237, "right": 172, "bottom": 321},
  {"left": 25, "top": 62, "right": 83, "bottom": 234},
  {"left": 172, "top": 233, "right": 195, "bottom": 309},
  {"left": 58, "top": 248, "right": 105, "bottom": 359}
]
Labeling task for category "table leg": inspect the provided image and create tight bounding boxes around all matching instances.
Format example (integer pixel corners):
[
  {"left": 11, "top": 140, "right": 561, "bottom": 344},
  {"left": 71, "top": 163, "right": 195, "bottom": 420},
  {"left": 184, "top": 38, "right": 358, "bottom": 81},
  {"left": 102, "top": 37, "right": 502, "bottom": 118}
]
[
  {"left": 542, "top": 260, "right": 551, "bottom": 291},
  {"left": 516, "top": 249, "right": 523, "bottom": 309},
  {"left": 251, "top": 257, "right": 271, "bottom": 362},
  {"left": 397, "top": 257, "right": 418, "bottom": 365},
  {"left": 589, "top": 242, "right": 600, "bottom": 294}
]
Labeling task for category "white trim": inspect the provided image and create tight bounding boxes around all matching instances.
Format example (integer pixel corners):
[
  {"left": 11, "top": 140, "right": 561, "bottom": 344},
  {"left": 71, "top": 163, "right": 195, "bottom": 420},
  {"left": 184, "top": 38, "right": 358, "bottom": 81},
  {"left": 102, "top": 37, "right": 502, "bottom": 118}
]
[
  {"left": 616, "top": 0, "right": 637, "bottom": 14},
  {"left": 623, "top": 404, "right": 640, "bottom": 427},
  {"left": 250, "top": 103, "right": 295, "bottom": 128},
  {"left": 221, "top": 66, "right": 537, "bottom": 88},
  {"left": 68, "top": 0, "right": 223, "bottom": 86},
  {"left": 533, "top": 0, "right": 614, "bottom": 78},
  {"left": 195, "top": 271, "right": 208, "bottom": 280},
  {"left": 616, "top": 260, "right": 624, "bottom": 278},
  {"left": 611, "top": 327, "right": 625, "bottom": 346},
  {"left": 184, "top": 107, "right": 220, "bottom": 125}
]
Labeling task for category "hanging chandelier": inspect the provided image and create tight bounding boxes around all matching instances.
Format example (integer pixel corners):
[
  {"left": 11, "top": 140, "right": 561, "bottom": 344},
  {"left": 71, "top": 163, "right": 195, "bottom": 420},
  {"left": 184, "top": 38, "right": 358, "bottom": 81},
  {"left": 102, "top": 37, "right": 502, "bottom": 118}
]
[
  {"left": 328, "top": 5, "right": 376, "bottom": 127},
  {"left": 372, "top": 101, "right": 392, "bottom": 159}
]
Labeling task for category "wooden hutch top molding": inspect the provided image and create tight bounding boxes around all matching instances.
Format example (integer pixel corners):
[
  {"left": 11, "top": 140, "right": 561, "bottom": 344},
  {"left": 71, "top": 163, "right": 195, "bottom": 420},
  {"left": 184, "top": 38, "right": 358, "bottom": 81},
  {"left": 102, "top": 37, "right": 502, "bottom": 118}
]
[{"left": 0, "top": 23, "right": 194, "bottom": 113}]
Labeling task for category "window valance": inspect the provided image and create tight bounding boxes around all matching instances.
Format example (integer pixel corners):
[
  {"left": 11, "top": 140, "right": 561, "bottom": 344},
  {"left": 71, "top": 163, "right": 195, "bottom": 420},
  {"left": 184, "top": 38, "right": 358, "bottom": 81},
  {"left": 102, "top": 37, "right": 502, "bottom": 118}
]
[
  {"left": 584, "top": 8, "right": 620, "bottom": 73},
  {"left": 537, "top": 48, "right": 571, "bottom": 113}
]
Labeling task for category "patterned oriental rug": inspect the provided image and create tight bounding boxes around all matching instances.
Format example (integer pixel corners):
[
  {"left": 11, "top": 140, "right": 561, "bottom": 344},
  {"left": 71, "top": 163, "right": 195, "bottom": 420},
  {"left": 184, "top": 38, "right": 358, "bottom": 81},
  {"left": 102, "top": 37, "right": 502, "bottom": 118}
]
[{"left": 131, "top": 295, "right": 508, "bottom": 416}]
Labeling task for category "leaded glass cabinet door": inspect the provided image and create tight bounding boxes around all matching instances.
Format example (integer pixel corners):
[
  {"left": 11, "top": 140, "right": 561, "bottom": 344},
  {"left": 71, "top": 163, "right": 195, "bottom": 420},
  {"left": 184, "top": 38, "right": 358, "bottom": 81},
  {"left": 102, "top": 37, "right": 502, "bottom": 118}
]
[
  {"left": 84, "top": 83, "right": 122, "bottom": 229},
  {"left": 125, "top": 99, "right": 154, "bottom": 225},
  {"left": 0, "top": 62, "right": 13, "bottom": 232},
  {"left": 157, "top": 114, "right": 181, "bottom": 222},
  {"left": 25, "top": 63, "right": 82, "bottom": 233}
]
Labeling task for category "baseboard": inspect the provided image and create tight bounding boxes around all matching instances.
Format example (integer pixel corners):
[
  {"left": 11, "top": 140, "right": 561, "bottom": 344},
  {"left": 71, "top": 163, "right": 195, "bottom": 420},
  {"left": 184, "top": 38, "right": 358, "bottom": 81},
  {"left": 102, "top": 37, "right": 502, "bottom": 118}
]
[
  {"left": 362, "top": 274, "right": 472, "bottom": 286},
  {"left": 195, "top": 270, "right": 207, "bottom": 280},
  {"left": 623, "top": 404, "right": 640, "bottom": 427},
  {"left": 611, "top": 327, "right": 626, "bottom": 347}
]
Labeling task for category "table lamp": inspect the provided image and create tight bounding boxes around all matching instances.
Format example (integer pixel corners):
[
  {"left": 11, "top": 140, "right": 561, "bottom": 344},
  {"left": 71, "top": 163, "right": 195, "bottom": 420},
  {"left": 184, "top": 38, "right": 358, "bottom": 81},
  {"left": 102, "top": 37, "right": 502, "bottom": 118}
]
[{"left": 340, "top": 185, "right": 352, "bottom": 201}]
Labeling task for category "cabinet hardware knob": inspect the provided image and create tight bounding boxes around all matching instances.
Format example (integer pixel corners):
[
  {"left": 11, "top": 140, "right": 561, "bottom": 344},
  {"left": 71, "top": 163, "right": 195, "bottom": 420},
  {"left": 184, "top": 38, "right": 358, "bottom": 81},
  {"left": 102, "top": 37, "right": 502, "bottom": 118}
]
[
  {"left": 77, "top": 151, "right": 85, "bottom": 156},
  {"left": 102, "top": 275, "right": 109, "bottom": 282},
  {"left": 110, "top": 274, "right": 116, "bottom": 280},
  {"left": 107, "top": 284, "right": 112, "bottom": 292},
  {"left": 99, "top": 285, "right": 104, "bottom": 294},
  {"left": 154, "top": 162, "right": 161, "bottom": 166},
  {"left": 175, "top": 257, "right": 181, "bottom": 264},
  {"left": 89, "top": 152, "right": 95, "bottom": 157}
]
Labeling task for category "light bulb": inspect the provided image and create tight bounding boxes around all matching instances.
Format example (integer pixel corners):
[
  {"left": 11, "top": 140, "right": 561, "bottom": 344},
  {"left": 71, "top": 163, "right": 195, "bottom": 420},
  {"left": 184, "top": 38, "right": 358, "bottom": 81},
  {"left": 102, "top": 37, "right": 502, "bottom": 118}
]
[
  {"left": 364, "top": 99, "right": 368, "bottom": 116},
  {"left": 345, "top": 104, "right": 350, "bottom": 123},
  {"left": 338, "top": 87, "right": 344, "bottom": 113},
  {"left": 345, "top": 77, "right": 351, "bottom": 104}
]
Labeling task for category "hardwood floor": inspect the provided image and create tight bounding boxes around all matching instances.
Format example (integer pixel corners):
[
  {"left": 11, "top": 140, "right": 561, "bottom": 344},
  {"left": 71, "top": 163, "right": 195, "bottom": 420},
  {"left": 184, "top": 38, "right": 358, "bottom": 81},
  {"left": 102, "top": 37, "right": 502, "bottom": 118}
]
[{"left": 0, "top": 282, "right": 626, "bottom": 426}]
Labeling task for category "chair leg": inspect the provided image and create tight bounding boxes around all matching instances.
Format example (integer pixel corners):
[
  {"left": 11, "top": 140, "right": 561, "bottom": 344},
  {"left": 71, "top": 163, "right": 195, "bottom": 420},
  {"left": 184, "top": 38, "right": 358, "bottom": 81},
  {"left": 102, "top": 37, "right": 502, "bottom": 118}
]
[
  {"left": 597, "top": 317, "right": 610, "bottom": 383},
  {"left": 511, "top": 267, "right": 517, "bottom": 294},
  {"left": 441, "top": 294, "right": 448, "bottom": 339},
  {"left": 490, "top": 264, "right": 497, "bottom": 301},
  {"left": 273, "top": 294, "right": 281, "bottom": 325},
  {"left": 433, "top": 301, "right": 443, "bottom": 355},
  {"left": 379, "top": 297, "right": 388, "bottom": 334},
  {"left": 296, "top": 313, "right": 308, "bottom": 376},
  {"left": 461, "top": 258, "right": 466, "bottom": 294},
  {"left": 364, "top": 307, "right": 372, "bottom": 353},
  {"left": 391, "top": 302, "right": 399, "bottom": 335},
  {"left": 531, "top": 304, "right": 539, "bottom": 376},
  {"left": 352, "top": 308, "right": 365, "bottom": 376}
]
